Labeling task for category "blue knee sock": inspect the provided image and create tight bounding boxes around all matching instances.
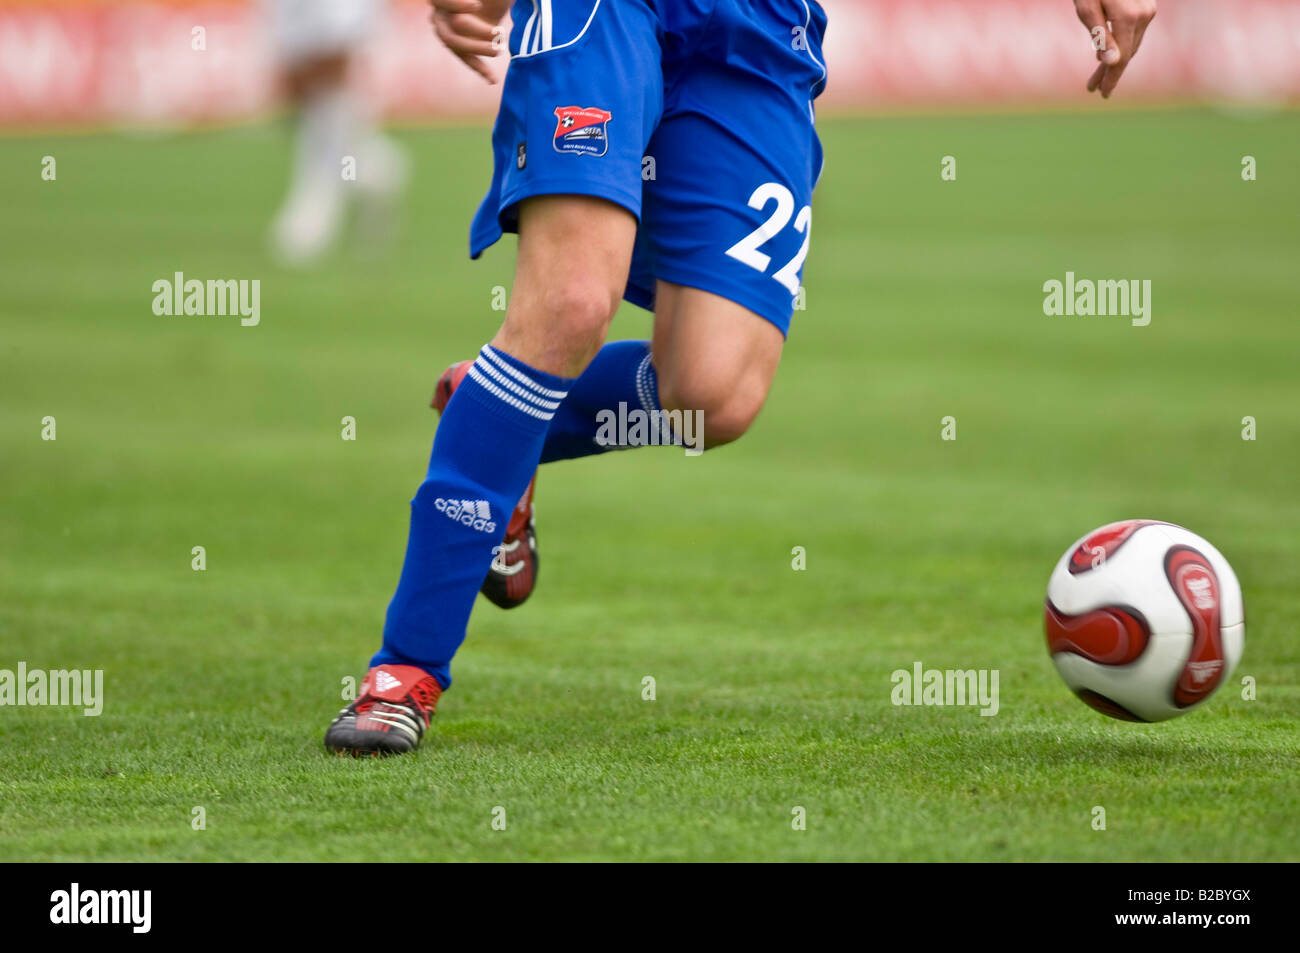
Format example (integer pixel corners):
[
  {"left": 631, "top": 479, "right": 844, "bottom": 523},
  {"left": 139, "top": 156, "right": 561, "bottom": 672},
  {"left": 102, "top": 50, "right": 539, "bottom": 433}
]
[
  {"left": 540, "top": 340, "right": 661, "bottom": 463},
  {"left": 372, "top": 345, "right": 573, "bottom": 688}
]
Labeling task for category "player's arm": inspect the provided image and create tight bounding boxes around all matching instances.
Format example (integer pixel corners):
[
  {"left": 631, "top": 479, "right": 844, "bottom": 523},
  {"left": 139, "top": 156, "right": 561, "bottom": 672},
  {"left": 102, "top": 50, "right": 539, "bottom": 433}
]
[
  {"left": 429, "top": 0, "right": 514, "bottom": 84},
  {"left": 1072, "top": 0, "right": 1157, "bottom": 99}
]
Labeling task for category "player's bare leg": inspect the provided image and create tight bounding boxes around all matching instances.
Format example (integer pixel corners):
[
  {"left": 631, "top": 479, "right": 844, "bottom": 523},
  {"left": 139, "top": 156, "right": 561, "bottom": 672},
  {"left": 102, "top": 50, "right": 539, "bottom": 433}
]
[
  {"left": 651, "top": 282, "right": 785, "bottom": 449},
  {"left": 491, "top": 196, "right": 638, "bottom": 376}
]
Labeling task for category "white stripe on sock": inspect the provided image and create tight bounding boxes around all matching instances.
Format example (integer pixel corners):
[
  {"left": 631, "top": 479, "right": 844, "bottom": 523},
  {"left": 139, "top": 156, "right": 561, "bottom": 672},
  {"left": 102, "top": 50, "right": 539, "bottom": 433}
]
[
  {"left": 480, "top": 346, "right": 569, "bottom": 400},
  {"left": 635, "top": 352, "right": 657, "bottom": 415},
  {"left": 472, "top": 355, "right": 562, "bottom": 412},
  {"left": 467, "top": 366, "right": 556, "bottom": 421}
]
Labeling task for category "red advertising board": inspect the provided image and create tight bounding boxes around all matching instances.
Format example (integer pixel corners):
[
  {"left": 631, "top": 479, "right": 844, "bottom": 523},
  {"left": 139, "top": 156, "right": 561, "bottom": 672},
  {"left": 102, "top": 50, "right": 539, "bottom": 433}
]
[{"left": 0, "top": 0, "right": 1296, "bottom": 127}]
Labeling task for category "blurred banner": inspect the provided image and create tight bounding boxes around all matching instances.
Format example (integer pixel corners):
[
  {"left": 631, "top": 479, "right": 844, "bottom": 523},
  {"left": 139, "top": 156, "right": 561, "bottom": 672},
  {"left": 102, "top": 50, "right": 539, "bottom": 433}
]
[{"left": 1, "top": 0, "right": 1298, "bottom": 127}]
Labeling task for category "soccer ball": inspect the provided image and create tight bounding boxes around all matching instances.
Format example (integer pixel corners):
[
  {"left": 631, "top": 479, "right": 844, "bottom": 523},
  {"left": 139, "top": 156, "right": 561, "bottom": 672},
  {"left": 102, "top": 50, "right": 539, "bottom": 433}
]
[{"left": 1044, "top": 520, "right": 1245, "bottom": 722}]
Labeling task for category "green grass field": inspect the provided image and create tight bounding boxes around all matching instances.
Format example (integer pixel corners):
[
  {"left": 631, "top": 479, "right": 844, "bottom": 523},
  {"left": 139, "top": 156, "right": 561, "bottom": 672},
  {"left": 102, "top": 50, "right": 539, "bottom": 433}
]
[{"left": 1, "top": 109, "right": 1297, "bottom": 861}]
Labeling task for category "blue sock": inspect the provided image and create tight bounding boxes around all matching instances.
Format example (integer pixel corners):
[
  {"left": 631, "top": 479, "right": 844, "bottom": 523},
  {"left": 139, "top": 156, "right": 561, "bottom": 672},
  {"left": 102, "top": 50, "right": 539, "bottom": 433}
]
[
  {"left": 372, "top": 345, "right": 573, "bottom": 688},
  {"left": 540, "top": 340, "right": 661, "bottom": 463}
]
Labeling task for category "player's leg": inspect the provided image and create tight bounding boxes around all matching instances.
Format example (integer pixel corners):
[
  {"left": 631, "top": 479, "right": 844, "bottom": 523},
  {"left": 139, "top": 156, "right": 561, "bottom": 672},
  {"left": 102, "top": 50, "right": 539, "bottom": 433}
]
[
  {"left": 431, "top": 195, "right": 641, "bottom": 608},
  {"left": 326, "top": 0, "right": 660, "bottom": 754},
  {"left": 531, "top": 1, "right": 829, "bottom": 463},
  {"left": 530, "top": 235, "right": 670, "bottom": 463},
  {"left": 421, "top": 0, "right": 667, "bottom": 610},
  {"left": 326, "top": 195, "right": 634, "bottom": 755},
  {"left": 490, "top": 197, "right": 636, "bottom": 376},
  {"left": 651, "top": 282, "right": 785, "bottom": 449},
  {"left": 532, "top": 280, "right": 784, "bottom": 466},
  {"left": 531, "top": 267, "right": 786, "bottom": 466},
  {"left": 634, "top": 0, "right": 827, "bottom": 449}
]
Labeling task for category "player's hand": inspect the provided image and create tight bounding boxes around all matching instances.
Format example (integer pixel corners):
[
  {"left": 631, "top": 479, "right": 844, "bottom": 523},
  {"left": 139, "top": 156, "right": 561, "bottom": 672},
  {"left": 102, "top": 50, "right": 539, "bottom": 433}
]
[
  {"left": 428, "top": 0, "right": 511, "bottom": 84},
  {"left": 1073, "top": 0, "right": 1157, "bottom": 99}
]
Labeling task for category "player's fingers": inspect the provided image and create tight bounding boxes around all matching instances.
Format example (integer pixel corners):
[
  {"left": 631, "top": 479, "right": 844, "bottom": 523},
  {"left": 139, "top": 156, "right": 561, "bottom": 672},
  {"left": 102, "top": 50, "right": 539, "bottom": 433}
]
[
  {"left": 459, "top": 52, "right": 497, "bottom": 84},
  {"left": 437, "top": 33, "right": 499, "bottom": 57},
  {"left": 432, "top": 12, "right": 499, "bottom": 57},
  {"left": 1098, "top": 3, "right": 1156, "bottom": 97},
  {"left": 1126, "top": 7, "right": 1156, "bottom": 62},
  {"left": 1086, "top": 63, "right": 1106, "bottom": 93},
  {"left": 1097, "top": 17, "right": 1130, "bottom": 97},
  {"left": 429, "top": 0, "right": 483, "bottom": 14},
  {"left": 1097, "top": 1, "right": 1159, "bottom": 95},
  {"left": 1098, "top": 57, "right": 1128, "bottom": 97},
  {"left": 430, "top": 12, "right": 499, "bottom": 81},
  {"left": 1107, "top": 10, "right": 1140, "bottom": 63},
  {"left": 1074, "top": 0, "right": 1121, "bottom": 66},
  {"left": 445, "top": 12, "right": 498, "bottom": 42},
  {"left": 1073, "top": 0, "right": 1104, "bottom": 31}
]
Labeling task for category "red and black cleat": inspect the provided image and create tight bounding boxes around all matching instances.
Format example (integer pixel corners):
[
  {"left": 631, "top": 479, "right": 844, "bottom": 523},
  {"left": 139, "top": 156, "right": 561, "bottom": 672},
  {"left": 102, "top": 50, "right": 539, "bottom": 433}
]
[
  {"left": 432, "top": 360, "right": 540, "bottom": 609},
  {"left": 324, "top": 664, "right": 442, "bottom": 756}
]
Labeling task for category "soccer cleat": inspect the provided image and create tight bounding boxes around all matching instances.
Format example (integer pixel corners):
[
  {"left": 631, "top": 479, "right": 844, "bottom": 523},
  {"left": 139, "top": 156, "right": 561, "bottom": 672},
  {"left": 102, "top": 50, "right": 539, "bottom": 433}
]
[
  {"left": 324, "top": 664, "right": 442, "bottom": 756},
  {"left": 432, "top": 361, "right": 540, "bottom": 609}
]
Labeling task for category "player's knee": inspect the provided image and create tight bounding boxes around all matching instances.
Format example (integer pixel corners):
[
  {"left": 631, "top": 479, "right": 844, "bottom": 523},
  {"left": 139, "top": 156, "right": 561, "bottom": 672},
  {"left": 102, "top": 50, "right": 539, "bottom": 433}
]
[
  {"left": 547, "top": 282, "right": 620, "bottom": 350},
  {"left": 702, "top": 395, "right": 763, "bottom": 448},
  {"left": 660, "top": 377, "right": 765, "bottom": 449},
  {"left": 508, "top": 195, "right": 636, "bottom": 373},
  {"left": 544, "top": 284, "right": 620, "bottom": 372},
  {"left": 503, "top": 280, "right": 620, "bottom": 375}
]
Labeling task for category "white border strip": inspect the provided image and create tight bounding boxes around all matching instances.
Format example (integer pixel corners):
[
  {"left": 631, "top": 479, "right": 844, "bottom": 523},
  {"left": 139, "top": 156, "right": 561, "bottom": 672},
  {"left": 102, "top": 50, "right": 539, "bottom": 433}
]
[{"left": 512, "top": 0, "right": 602, "bottom": 60}]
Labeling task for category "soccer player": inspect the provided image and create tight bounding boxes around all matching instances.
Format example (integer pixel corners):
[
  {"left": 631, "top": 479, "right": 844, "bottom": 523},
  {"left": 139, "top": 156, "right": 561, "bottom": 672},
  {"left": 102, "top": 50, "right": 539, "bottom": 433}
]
[
  {"left": 266, "top": 0, "right": 408, "bottom": 265},
  {"left": 324, "top": 0, "right": 1158, "bottom": 755}
]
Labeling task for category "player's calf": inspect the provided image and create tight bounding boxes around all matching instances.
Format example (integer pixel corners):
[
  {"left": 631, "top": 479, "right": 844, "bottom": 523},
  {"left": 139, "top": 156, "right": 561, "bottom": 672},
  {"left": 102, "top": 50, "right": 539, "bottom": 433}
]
[{"left": 433, "top": 360, "right": 540, "bottom": 609}]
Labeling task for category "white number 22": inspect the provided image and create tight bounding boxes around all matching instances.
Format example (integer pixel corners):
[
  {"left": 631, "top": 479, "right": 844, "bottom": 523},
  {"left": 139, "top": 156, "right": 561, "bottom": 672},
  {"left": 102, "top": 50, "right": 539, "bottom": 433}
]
[{"left": 724, "top": 182, "right": 811, "bottom": 296}]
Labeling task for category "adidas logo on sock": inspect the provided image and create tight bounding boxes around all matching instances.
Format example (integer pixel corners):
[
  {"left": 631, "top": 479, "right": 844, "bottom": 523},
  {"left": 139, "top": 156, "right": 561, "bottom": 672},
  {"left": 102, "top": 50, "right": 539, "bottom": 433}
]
[
  {"left": 434, "top": 498, "right": 497, "bottom": 534},
  {"left": 373, "top": 670, "right": 401, "bottom": 693}
]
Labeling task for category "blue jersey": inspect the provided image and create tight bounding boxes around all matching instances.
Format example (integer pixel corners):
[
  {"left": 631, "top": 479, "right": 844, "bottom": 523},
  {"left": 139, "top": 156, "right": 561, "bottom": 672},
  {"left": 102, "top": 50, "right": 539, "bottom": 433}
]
[{"left": 470, "top": 0, "right": 828, "bottom": 336}]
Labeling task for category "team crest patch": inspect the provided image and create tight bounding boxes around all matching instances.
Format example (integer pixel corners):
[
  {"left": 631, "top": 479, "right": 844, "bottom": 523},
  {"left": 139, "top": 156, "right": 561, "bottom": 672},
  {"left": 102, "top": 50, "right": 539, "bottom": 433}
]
[{"left": 553, "top": 106, "right": 612, "bottom": 157}]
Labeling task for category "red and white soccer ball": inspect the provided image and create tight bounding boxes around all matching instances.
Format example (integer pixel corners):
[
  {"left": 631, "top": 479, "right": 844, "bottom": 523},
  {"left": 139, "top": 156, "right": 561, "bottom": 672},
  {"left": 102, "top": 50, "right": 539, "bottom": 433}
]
[{"left": 1044, "top": 520, "right": 1245, "bottom": 722}]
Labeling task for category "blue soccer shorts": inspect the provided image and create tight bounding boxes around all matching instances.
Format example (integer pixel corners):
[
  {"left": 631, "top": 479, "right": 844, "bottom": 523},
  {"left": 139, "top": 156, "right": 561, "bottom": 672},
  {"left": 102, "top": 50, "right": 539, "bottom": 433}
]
[{"left": 469, "top": 0, "right": 829, "bottom": 337}]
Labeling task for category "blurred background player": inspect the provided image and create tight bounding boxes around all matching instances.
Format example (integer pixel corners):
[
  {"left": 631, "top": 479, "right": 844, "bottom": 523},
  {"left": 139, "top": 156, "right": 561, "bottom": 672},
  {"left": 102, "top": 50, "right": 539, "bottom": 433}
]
[{"left": 265, "top": 0, "right": 409, "bottom": 265}]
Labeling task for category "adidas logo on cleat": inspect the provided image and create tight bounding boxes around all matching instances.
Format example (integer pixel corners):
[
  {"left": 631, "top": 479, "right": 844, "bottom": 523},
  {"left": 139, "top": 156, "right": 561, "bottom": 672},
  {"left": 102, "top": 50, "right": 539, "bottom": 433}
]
[
  {"left": 373, "top": 670, "right": 400, "bottom": 693},
  {"left": 434, "top": 498, "right": 497, "bottom": 534}
]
